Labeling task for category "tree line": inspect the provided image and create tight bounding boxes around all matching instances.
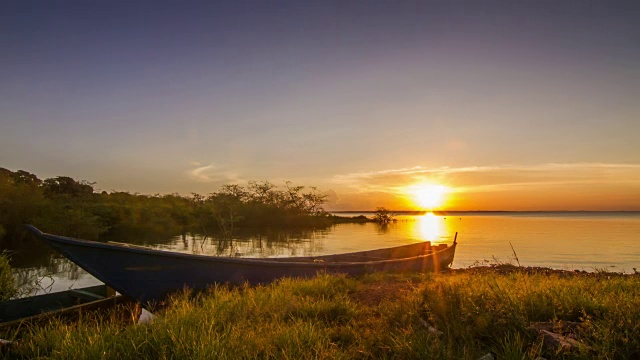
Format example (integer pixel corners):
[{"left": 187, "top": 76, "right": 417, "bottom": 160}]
[{"left": 0, "top": 168, "right": 332, "bottom": 244}]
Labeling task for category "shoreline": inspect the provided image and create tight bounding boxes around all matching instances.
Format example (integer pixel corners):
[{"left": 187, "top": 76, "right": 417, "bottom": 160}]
[
  {"left": 449, "top": 263, "right": 640, "bottom": 277},
  {"left": 331, "top": 210, "right": 640, "bottom": 215}
]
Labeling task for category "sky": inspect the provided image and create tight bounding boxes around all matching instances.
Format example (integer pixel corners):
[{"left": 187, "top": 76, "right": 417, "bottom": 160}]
[{"left": 1, "top": 1, "right": 639, "bottom": 211}]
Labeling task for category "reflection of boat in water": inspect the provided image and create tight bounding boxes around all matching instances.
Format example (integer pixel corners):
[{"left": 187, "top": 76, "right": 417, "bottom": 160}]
[
  {"left": 0, "top": 285, "right": 129, "bottom": 330},
  {"left": 26, "top": 225, "right": 457, "bottom": 304}
]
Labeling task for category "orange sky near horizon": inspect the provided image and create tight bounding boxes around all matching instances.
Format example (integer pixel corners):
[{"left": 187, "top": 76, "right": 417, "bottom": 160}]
[{"left": 325, "top": 163, "right": 640, "bottom": 211}]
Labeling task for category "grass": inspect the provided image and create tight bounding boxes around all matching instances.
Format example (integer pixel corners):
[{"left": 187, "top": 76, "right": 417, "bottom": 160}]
[
  {"left": 0, "top": 252, "right": 17, "bottom": 301},
  {"left": 2, "top": 268, "right": 639, "bottom": 359}
]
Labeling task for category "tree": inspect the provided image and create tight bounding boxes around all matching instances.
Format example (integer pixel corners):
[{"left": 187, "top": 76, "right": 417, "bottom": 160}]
[
  {"left": 42, "top": 176, "right": 94, "bottom": 198},
  {"left": 0, "top": 170, "right": 47, "bottom": 238},
  {"left": 302, "top": 187, "right": 327, "bottom": 216},
  {"left": 373, "top": 207, "right": 395, "bottom": 225},
  {"left": 247, "top": 181, "right": 278, "bottom": 205},
  {"left": 208, "top": 186, "right": 247, "bottom": 238},
  {"left": 10, "top": 170, "right": 42, "bottom": 187}
]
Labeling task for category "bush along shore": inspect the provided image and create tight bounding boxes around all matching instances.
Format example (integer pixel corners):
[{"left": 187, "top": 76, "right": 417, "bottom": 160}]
[
  {"left": 2, "top": 266, "right": 639, "bottom": 359},
  {"left": 0, "top": 168, "right": 382, "bottom": 246}
]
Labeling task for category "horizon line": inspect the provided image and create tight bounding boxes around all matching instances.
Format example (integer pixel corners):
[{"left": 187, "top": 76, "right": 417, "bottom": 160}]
[{"left": 329, "top": 210, "right": 640, "bottom": 213}]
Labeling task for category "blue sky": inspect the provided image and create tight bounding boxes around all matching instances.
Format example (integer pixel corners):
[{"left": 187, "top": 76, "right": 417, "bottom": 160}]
[{"left": 1, "top": 1, "right": 639, "bottom": 210}]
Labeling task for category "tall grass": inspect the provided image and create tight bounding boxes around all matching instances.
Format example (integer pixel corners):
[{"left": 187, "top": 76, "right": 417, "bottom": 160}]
[
  {"left": 421, "top": 271, "right": 640, "bottom": 359},
  {"left": 4, "top": 271, "right": 639, "bottom": 359},
  {"left": 0, "top": 252, "right": 17, "bottom": 300}
]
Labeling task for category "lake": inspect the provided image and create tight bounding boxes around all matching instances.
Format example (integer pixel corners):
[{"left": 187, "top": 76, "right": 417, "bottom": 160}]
[{"left": 8, "top": 212, "right": 640, "bottom": 296}]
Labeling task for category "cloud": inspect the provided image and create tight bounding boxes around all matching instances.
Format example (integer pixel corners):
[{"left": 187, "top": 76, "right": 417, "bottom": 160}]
[
  {"left": 327, "top": 163, "right": 640, "bottom": 210},
  {"left": 323, "top": 189, "right": 340, "bottom": 205},
  {"left": 331, "top": 163, "right": 640, "bottom": 193},
  {"left": 187, "top": 163, "right": 242, "bottom": 183},
  {"left": 189, "top": 165, "right": 217, "bottom": 182},
  {"left": 331, "top": 165, "right": 491, "bottom": 184}
]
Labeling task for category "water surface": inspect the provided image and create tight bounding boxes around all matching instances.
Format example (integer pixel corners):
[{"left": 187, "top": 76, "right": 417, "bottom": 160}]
[{"left": 8, "top": 212, "right": 640, "bottom": 295}]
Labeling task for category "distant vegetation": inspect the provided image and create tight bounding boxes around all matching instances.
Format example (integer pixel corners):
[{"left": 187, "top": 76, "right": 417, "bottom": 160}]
[
  {"left": 373, "top": 207, "right": 396, "bottom": 224},
  {"left": 0, "top": 168, "right": 338, "bottom": 244}
]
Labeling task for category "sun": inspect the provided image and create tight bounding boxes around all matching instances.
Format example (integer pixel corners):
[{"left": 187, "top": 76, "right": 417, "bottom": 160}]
[{"left": 409, "top": 183, "right": 449, "bottom": 209}]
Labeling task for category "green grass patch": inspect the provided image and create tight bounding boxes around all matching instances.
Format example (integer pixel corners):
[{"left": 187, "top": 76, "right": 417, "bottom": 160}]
[{"left": 3, "top": 270, "right": 639, "bottom": 359}]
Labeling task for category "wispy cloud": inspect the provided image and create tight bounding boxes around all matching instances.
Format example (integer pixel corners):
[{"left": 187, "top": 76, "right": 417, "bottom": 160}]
[
  {"left": 332, "top": 165, "right": 478, "bottom": 184},
  {"left": 187, "top": 163, "right": 242, "bottom": 183},
  {"left": 189, "top": 164, "right": 217, "bottom": 182},
  {"left": 332, "top": 163, "right": 640, "bottom": 193},
  {"left": 334, "top": 163, "right": 640, "bottom": 182}
]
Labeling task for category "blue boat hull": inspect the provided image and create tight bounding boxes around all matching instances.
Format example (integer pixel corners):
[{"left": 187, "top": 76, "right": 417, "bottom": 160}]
[{"left": 26, "top": 225, "right": 456, "bottom": 304}]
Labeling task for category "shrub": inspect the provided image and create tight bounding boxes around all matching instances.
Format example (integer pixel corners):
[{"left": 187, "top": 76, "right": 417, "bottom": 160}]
[{"left": 0, "top": 252, "right": 17, "bottom": 300}]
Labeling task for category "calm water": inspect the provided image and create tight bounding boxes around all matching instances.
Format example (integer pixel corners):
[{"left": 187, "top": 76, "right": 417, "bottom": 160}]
[{"left": 9, "top": 212, "right": 640, "bottom": 295}]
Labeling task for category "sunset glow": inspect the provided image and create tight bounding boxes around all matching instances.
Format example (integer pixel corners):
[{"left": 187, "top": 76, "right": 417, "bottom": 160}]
[
  {"left": 1, "top": 2, "right": 639, "bottom": 211},
  {"left": 408, "top": 183, "right": 450, "bottom": 210}
]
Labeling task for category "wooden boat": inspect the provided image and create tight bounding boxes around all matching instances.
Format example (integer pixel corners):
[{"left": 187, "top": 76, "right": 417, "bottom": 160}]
[
  {"left": 0, "top": 285, "right": 129, "bottom": 330},
  {"left": 26, "top": 225, "right": 457, "bottom": 304}
]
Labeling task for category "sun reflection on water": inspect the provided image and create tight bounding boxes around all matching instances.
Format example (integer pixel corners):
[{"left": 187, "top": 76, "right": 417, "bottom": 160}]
[{"left": 415, "top": 212, "right": 443, "bottom": 242}]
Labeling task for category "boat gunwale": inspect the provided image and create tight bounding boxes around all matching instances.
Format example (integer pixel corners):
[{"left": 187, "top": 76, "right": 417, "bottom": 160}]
[
  {"left": 26, "top": 225, "right": 455, "bottom": 268},
  {"left": 0, "top": 291, "right": 130, "bottom": 330}
]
